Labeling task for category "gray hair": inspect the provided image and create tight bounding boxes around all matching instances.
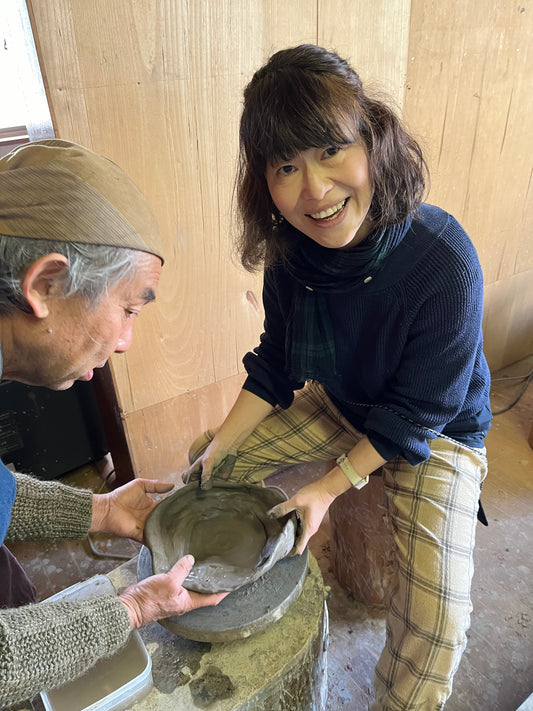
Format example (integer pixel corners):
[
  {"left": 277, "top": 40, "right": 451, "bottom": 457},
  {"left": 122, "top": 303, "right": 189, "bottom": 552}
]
[{"left": 0, "top": 234, "right": 139, "bottom": 316}]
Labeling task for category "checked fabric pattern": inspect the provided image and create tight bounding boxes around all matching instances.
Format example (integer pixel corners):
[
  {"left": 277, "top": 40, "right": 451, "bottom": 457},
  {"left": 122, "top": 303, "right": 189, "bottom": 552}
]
[{"left": 188, "top": 381, "right": 487, "bottom": 710}]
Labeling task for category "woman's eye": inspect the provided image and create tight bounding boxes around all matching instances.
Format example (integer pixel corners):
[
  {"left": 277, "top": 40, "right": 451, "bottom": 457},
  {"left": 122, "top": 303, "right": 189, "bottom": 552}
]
[
  {"left": 277, "top": 164, "right": 295, "bottom": 176},
  {"left": 324, "top": 145, "right": 341, "bottom": 158}
]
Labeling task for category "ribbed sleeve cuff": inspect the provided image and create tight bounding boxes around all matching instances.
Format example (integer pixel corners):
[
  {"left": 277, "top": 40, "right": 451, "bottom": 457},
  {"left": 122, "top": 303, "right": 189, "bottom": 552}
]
[
  {"left": 365, "top": 408, "right": 432, "bottom": 465},
  {"left": 6, "top": 472, "right": 93, "bottom": 541}
]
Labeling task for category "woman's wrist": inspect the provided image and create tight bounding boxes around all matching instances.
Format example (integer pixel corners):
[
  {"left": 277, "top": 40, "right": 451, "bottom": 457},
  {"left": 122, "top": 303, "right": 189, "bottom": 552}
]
[
  {"left": 321, "top": 465, "right": 355, "bottom": 500},
  {"left": 335, "top": 454, "right": 369, "bottom": 490},
  {"left": 330, "top": 437, "right": 388, "bottom": 495}
]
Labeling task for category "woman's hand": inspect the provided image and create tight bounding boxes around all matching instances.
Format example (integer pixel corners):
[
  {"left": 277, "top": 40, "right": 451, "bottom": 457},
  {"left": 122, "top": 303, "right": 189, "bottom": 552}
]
[
  {"left": 119, "top": 555, "right": 228, "bottom": 628},
  {"left": 182, "top": 440, "right": 237, "bottom": 490},
  {"left": 90, "top": 479, "right": 174, "bottom": 542},
  {"left": 183, "top": 390, "right": 273, "bottom": 489},
  {"left": 268, "top": 480, "right": 337, "bottom": 555}
]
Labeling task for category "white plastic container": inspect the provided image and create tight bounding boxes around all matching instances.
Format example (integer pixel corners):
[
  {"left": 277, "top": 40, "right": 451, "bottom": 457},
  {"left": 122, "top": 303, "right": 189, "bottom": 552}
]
[{"left": 40, "top": 575, "right": 152, "bottom": 711}]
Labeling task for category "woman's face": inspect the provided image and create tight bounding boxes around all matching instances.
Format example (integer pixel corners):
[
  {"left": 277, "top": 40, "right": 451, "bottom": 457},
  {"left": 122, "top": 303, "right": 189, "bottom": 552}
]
[{"left": 265, "top": 143, "right": 373, "bottom": 250}]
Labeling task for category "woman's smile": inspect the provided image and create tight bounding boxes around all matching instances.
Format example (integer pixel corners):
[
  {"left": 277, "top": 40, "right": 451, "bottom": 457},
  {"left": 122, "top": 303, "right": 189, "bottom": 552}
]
[
  {"left": 308, "top": 197, "right": 349, "bottom": 222},
  {"left": 307, "top": 197, "right": 350, "bottom": 225}
]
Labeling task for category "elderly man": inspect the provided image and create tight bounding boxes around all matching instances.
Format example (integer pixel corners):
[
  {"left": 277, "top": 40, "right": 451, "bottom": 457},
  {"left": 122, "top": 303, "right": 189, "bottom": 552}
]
[{"left": 0, "top": 139, "right": 226, "bottom": 708}]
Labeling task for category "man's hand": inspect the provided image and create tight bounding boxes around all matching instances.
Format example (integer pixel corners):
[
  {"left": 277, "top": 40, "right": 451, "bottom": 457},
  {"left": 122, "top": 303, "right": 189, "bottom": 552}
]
[
  {"left": 119, "top": 555, "right": 228, "bottom": 628},
  {"left": 90, "top": 479, "right": 174, "bottom": 542}
]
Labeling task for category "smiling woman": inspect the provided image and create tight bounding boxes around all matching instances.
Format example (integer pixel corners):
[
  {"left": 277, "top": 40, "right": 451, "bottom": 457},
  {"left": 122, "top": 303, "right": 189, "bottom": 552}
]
[
  {"left": 265, "top": 143, "right": 374, "bottom": 251},
  {"left": 237, "top": 46, "right": 425, "bottom": 272},
  {"left": 186, "top": 44, "right": 492, "bottom": 711}
]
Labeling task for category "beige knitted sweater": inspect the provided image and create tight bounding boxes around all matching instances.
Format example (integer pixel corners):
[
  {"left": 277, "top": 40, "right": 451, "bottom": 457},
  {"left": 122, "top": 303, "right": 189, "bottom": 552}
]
[{"left": 0, "top": 473, "right": 132, "bottom": 708}]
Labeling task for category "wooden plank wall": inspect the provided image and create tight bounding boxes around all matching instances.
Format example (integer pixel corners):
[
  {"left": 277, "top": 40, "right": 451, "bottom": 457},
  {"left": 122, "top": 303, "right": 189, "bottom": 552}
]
[
  {"left": 27, "top": 0, "right": 531, "bottom": 480},
  {"left": 403, "top": 0, "right": 533, "bottom": 370}
]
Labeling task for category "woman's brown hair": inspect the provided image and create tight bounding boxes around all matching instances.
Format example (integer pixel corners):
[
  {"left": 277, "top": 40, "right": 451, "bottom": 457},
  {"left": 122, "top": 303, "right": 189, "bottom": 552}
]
[{"left": 236, "top": 44, "right": 428, "bottom": 271}]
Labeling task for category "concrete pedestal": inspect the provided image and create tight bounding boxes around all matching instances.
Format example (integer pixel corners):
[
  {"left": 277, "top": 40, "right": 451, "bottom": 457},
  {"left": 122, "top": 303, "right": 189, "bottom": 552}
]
[
  {"left": 108, "top": 553, "right": 328, "bottom": 711},
  {"left": 329, "top": 472, "right": 397, "bottom": 608}
]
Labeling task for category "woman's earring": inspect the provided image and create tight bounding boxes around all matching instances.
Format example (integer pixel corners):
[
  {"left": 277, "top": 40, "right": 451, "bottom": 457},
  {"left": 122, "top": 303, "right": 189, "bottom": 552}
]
[{"left": 272, "top": 210, "right": 284, "bottom": 228}]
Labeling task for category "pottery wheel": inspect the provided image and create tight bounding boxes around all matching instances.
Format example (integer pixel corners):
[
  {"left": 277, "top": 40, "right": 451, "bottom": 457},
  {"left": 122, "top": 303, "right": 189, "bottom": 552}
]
[{"left": 137, "top": 544, "right": 309, "bottom": 643}]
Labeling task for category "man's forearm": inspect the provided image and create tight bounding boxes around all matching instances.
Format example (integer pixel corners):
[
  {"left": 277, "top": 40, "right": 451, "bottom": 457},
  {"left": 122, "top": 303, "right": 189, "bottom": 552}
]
[{"left": 6, "top": 473, "right": 93, "bottom": 542}]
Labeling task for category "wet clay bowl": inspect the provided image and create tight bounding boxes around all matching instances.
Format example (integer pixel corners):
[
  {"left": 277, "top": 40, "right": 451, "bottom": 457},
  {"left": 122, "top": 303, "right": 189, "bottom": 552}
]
[{"left": 144, "top": 480, "right": 297, "bottom": 593}]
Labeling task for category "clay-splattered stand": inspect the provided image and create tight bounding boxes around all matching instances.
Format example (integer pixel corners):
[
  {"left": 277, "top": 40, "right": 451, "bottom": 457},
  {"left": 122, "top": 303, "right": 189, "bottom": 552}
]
[{"left": 108, "top": 552, "right": 328, "bottom": 710}]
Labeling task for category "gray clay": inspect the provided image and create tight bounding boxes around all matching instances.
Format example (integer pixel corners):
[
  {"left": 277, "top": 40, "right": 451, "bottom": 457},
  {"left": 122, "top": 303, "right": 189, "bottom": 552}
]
[{"left": 144, "top": 481, "right": 297, "bottom": 593}]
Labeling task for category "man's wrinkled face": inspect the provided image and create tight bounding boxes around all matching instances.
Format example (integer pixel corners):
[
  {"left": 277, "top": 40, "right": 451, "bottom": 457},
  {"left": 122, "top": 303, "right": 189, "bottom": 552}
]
[{"left": 24, "top": 251, "right": 162, "bottom": 390}]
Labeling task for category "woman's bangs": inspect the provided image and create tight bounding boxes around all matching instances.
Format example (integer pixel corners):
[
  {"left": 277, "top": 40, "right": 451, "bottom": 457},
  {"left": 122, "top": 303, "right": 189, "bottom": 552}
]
[
  {"left": 245, "top": 72, "right": 362, "bottom": 170},
  {"left": 265, "top": 94, "right": 360, "bottom": 166}
]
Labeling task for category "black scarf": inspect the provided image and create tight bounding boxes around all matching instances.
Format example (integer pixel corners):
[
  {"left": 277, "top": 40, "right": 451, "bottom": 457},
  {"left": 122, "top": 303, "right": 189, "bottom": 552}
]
[{"left": 284, "top": 218, "right": 412, "bottom": 382}]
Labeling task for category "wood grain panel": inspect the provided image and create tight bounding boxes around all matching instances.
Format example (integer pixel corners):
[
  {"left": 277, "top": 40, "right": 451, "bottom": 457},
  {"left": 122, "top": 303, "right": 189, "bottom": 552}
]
[
  {"left": 319, "top": 0, "right": 411, "bottom": 108},
  {"left": 404, "top": 1, "right": 532, "bottom": 370},
  {"left": 121, "top": 372, "right": 247, "bottom": 481},
  {"left": 27, "top": 0, "right": 320, "bottom": 474},
  {"left": 29, "top": 0, "right": 320, "bottom": 414},
  {"left": 26, "top": 1, "right": 92, "bottom": 143},
  {"left": 483, "top": 271, "right": 533, "bottom": 370}
]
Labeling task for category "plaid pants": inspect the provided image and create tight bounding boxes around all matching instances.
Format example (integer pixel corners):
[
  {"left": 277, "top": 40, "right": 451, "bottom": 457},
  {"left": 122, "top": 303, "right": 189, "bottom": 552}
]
[{"left": 189, "top": 381, "right": 488, "bottom": 710}]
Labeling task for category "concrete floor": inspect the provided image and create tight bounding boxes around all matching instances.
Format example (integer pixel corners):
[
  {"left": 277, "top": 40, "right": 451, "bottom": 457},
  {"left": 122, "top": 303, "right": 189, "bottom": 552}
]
[{"left": 7, "top": 355, "right": 533, "bottom": 711}]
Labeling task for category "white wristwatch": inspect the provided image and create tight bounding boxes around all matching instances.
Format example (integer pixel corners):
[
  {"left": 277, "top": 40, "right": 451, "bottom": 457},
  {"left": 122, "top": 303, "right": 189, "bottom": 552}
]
[{"left": 336, "top": 454, "right": 369, "bottom": 490}]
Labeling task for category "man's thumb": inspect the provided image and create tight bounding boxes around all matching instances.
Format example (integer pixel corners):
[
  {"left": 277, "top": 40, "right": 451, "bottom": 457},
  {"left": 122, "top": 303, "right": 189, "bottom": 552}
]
[{"left": 170, "top": 554, "right": 195, "bottom": 583}]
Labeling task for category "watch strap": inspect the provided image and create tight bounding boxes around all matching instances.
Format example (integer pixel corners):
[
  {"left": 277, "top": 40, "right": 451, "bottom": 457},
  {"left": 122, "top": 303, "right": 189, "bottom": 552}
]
[{"left": 336, "top": 454, "right": 369, "bottom": 490}]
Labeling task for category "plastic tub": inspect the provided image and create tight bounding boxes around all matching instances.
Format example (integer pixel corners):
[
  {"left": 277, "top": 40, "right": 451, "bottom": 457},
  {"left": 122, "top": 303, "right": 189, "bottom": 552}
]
[{"left": 40, "top": 575, "right": 152, "bottom": 711}]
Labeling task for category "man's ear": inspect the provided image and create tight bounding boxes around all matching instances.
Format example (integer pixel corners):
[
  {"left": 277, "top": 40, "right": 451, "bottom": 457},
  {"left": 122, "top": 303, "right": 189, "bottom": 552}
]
[{"left": 22, "top": 253, "right": 69, "bottom": 318}]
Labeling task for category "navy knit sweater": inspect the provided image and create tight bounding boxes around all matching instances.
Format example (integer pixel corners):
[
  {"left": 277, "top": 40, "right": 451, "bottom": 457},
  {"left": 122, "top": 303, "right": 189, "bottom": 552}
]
[{"left": 242, "top": 204, "right": 492, "bottom": 465}]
